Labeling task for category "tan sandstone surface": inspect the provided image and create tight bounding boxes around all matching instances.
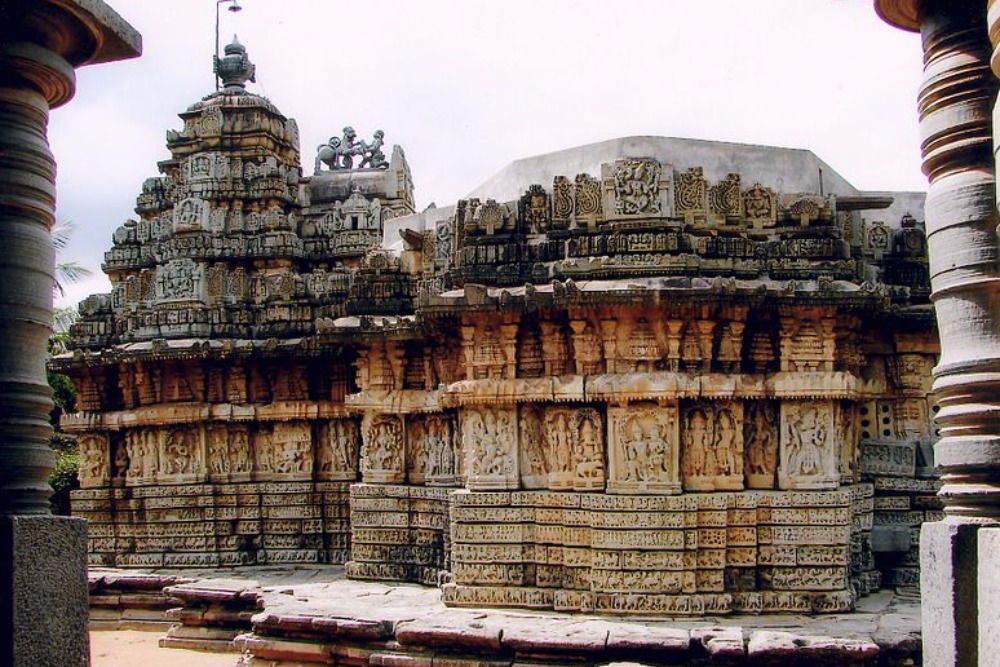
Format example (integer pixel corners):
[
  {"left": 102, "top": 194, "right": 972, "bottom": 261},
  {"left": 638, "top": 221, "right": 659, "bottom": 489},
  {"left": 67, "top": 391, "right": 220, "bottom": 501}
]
[{"left": 91, "top": 630, "right": 236, "bottom": 666}]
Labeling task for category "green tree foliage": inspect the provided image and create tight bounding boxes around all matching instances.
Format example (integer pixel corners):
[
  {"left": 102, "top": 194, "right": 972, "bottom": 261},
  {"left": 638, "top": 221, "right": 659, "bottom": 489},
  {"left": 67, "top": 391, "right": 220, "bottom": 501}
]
[{"left": 48, "top": 223, "right": 89, "bottom": 514}]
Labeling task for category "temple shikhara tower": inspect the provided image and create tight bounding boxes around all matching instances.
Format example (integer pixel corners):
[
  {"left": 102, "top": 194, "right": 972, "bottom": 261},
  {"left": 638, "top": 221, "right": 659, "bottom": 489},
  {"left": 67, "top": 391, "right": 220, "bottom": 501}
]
[{"left": 55, "top": 40, "right": 939, "bottom": 615}]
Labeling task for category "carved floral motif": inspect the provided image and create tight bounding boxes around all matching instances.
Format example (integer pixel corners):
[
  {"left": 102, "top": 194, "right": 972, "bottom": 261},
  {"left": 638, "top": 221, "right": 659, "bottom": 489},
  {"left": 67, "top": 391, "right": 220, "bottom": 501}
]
[{"left": 675, "top": 167, "right": 707, "bottom": 219}]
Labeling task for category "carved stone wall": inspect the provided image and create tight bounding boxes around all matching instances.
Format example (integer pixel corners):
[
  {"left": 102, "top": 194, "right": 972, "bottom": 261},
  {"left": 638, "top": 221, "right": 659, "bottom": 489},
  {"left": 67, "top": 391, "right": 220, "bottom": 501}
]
[
  {"left": 443, "top": 488, "right": 864, "bottom": 614},
  {"left": 56, "top": 82, "right": 937, "bottom": 614}
]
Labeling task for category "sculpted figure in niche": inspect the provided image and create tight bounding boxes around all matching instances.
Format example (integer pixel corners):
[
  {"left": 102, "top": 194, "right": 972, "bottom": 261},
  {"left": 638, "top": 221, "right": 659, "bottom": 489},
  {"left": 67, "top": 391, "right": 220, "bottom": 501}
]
[
  {"left": 424, "top": 420, "right": 442, "bottom": 475},
  {"left": 685, "top": 409, "right": 709, "bottom": 477},
  {"left": 124, "top": 433, "right": 140, "bottom": 480},
  {"left": 423, "top": 416, "right": 456, "bottom": 484},
  {"left": 519, "top": 406, "right": 547, "bottom": 486},
  {"left": 363, "top": 416, "right": 403, "bottom": 480},
  {"left": 78, "top": 435, "right": 108, "bottom": 486},
  {"left": 255, "top": 429, "right": 274, "bottom": 474},
  {"left": 608, "top": 405, "right": 680, "bottom": 494},
  {"left": 482, "top": 410, "right": 511, "bottom": 475},
  {"left": 317, "top": 431, "right": 334, "bottom": 475},
  {"left": 229, "top": 428, "right": 251, "bottom": 473},
  {"left": 433, "top": 423, "right": 457, "bottom": 477},
  {"left": 716, "top": 408, "right": 738, "bottom": 475},
  {"left": 474, "top": 326, "right": 505, "bottom": 379},
  {"left": 623, "top": 419, "right": 647, "bottom": 482},
  {"left": 466, "top": 410, "right": 486, "bottom": 476},
  {"left": 646, "top": 423, "right": 669, "bottom": 480},
  {"left": 682, "top": 402, "right": 744, "bottom": 491},
  {"left": 174, "top": 197, "right": 205, "bottom": 231},
  {"left": 160, "top": 260, "right": 196, "bottom": 300},
  {"left": 744, "top": 401, "right": 777, "bottom": 487},
  {"left": 371, "top": 422, "right": 393, "bottom": 469},
  {"left": 165, "top": 428, "right": 197, "bottom": 475},
  {"left": 464, "top": 408, "right": 516, "bottom": 489},
  {"left": 141, "top": 430, "right": 159, "bottom": 477},
  {"left": 333, "top": 420, "right": 359, "bottom": 471},
  {"left": 573, "top": 410, "right": 605, "bottom": 489},
  {"left": 548, "top": 411, "right": 572, "bottom": 473},
  {"left": 409, "top": 419, "right": 428, "bottom": 480},
  {"left": 209, "top": 432, "right": 229, "bottom": 475},
  {"left": 275, "top": 439, "right": 310, "bottom": 474},
  {"left": 790, "top": 406, "right": 826, "bottom": 476},
  {"left": 114, "top": 441, "right": 129, "bottom": 481}
]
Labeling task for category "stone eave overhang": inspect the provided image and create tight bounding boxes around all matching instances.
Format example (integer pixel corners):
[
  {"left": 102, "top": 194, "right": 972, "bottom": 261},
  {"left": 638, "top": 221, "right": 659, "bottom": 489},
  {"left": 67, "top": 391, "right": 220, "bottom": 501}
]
[
  {"left": 49, "top": 336, "right": 355, "bottom": 371},
  {"left": 416, "top": 278, "right": 901, "bottom": 318}
]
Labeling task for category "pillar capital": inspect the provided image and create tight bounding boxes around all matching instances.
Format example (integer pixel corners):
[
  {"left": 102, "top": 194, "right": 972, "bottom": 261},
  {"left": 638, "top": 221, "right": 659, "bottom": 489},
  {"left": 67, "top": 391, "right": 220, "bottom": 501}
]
[
  {"left": 874, "top": 0, "right": 920, "bottom": 32},
  {"left": 0, "top": 0, "right": 140, "bottom": 107}
]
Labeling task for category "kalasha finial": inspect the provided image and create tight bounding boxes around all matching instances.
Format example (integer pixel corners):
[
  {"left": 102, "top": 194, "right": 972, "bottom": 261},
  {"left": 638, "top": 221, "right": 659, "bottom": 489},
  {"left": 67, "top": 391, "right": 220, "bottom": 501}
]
[{"left": 213, "top": 35, "right": 256, "bottom": 91}]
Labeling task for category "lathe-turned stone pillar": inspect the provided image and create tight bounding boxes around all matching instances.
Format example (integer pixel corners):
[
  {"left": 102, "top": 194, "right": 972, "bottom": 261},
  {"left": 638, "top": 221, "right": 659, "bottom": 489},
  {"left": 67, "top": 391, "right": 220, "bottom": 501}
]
[
  {"left": 0, "top": 2, "right": 139, "bottom": 665},
  {"left": 878, "top": 0, "right": 1000, "bottom": 664}
]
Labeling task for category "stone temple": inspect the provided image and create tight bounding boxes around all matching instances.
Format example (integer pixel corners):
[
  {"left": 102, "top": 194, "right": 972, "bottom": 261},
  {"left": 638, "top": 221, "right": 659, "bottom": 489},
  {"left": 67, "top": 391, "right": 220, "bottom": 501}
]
[{"left": 54, "top": 39, "right": 938, "bottom": 616}]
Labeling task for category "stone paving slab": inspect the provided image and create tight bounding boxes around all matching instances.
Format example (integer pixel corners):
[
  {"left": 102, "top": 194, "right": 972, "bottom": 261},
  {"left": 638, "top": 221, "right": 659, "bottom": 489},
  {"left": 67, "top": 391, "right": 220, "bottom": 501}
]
[{"left": 88, "top": 566, "right": 922, "bottom": 665}]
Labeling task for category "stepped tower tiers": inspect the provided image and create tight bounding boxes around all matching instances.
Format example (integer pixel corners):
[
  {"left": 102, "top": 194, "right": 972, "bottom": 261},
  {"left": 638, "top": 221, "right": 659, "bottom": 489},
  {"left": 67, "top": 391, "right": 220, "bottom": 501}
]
[
  {"left": 56, "top": 70, "right": 937, "bottom": 613},
  {"left": 90, "top": 37, "right": 415, "bottom": 346}
]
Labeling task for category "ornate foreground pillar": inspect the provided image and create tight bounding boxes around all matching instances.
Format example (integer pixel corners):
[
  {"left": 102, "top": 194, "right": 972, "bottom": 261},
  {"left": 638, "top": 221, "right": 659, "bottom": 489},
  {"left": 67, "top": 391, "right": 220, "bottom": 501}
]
[
  {"left": 0, "top": 2, "right": 139, "bottom": 665},
  {"left": 877, "top": 1, "right": 1000, "bottom": 665}
]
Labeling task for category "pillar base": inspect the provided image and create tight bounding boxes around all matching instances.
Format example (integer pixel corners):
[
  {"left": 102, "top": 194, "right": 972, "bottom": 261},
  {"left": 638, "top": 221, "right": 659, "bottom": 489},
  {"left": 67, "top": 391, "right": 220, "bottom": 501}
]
[
  {"left": 921, "top": 521, "right": 980, "bottom": 667},
  {"left": 0, "top": 515, "right": 90, "bottom": 667}
]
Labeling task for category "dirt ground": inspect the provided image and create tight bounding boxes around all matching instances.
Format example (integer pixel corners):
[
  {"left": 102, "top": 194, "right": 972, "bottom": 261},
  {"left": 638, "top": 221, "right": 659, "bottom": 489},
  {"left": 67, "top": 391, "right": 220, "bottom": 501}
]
[{"left": 90, "top": 631, "right": 239, "bottom": 667}]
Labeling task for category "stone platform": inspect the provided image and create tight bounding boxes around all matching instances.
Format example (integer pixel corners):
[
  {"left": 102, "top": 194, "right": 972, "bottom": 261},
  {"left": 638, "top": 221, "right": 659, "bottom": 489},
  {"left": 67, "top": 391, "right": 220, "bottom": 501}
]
[{"left": 88, "top": 566, "right": 921, "bottom": 665}]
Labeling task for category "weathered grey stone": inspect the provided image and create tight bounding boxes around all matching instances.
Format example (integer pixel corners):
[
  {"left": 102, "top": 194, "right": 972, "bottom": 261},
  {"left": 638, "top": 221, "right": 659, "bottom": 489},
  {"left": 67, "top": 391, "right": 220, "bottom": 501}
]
[
  {"left": 1, "top": 516, "right": 90, "bottom": 667},
  {"left": 921, "top": 521, "right": 979, "bottom": 667},
  {"left": 604, "top": 624, "right": 689, "bottom": 654},
  {"left": 396, "top": 612, "right": 503, "bottom": 651},
  {"left": 978, "top": 527, "right": 1000, "bottom": 666},
  {"left": 500, "top": 619, "right": 610, "bottom": 655},
  {"left": 747, "top": 630, "right": 879, "bottom": 665},
  {"left": 691, "top": 627, "right": 744, "bottom": 659},
  {"left": 871, "top": 526, "right": 911, "bottom": 553}
]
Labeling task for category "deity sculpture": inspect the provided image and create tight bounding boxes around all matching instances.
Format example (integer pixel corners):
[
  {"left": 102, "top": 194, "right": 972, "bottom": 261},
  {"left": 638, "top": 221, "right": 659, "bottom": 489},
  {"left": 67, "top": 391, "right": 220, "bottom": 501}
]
[{"left": 789, "top": 406, "right": 825, "bottom": 476}]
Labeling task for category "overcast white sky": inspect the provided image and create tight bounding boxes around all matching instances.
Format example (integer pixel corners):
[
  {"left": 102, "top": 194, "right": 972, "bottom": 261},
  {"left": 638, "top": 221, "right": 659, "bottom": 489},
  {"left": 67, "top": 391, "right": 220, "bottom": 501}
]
[{"left": 49, "top": 0, "right": 926, "bottom": 306}]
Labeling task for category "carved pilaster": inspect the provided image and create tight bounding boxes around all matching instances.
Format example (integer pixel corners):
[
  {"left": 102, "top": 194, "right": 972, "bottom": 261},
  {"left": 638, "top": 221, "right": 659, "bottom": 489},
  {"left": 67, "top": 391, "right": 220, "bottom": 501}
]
[
  {"left": 599, "top": 318, "right": 618, "bottom": 374},
  {"left": 460, "top": 324, "right": 476, "bottom": 381},
  {"left": 665, "top": 319, "right": 683, "bottom": 372},
  {"left": 499, "top": 323, "right": 519, "bottom": 379}
]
